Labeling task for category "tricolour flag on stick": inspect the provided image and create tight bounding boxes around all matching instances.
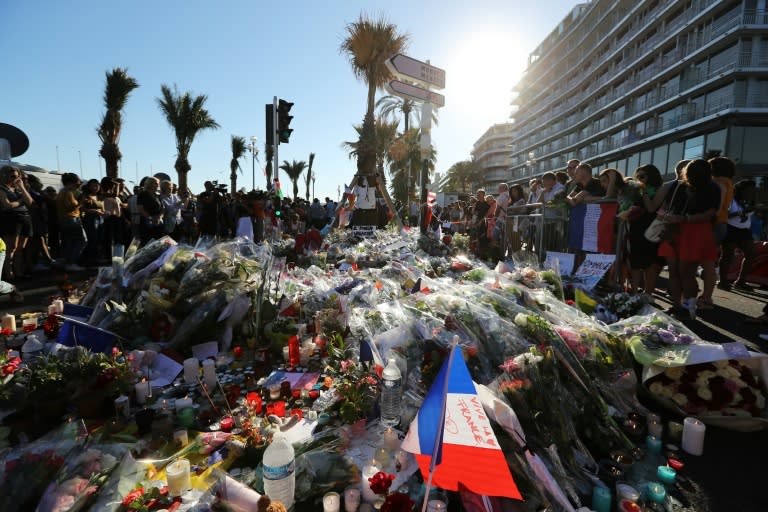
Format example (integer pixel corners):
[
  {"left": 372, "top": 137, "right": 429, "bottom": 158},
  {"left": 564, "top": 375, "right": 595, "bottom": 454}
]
[
  {"left": 401, "top": 345, "right": 521, "bottom": 499},
  {"left": 567, "top": 202, "right": 618, "bottom": 253}
]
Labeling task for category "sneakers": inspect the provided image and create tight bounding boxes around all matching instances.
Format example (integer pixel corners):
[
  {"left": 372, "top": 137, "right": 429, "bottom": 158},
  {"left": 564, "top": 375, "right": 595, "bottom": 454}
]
[
  {"left": 65, "top": 263, "right": 86, "bottom": 272},
  {"left": 683, "top": 297, "right": 697, "bottom": 320}
]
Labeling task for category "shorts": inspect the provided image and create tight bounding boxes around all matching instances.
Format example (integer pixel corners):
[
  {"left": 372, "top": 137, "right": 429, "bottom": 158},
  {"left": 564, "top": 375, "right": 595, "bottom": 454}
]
[{"left": 0, "top": 212, "right": 33, "bottom": 237}]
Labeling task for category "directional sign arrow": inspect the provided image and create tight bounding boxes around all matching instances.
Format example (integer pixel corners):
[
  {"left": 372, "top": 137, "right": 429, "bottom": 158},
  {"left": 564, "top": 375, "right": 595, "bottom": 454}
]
[
  {"left": 385, "top": 80, "right": 445, "bottom": 108},
  {"left": 386, "top": 54, "right": 446, "bottom": 90}
]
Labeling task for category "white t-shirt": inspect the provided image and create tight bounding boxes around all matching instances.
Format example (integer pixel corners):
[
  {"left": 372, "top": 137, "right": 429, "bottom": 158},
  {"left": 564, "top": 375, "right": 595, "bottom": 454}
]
[{"left": 353, "top": 185, "right": 376, "bottom": 210}]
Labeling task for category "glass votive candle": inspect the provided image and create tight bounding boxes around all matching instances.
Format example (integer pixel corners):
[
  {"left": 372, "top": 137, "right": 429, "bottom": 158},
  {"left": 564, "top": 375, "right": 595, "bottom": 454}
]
[
  {"left": 174, "top": 428, "right": 189, "bottom": 446},
  {"left": 282, "top": 346, "right": 290, "bottom": 363},
  {"left": 22, "top": 317, "right": 38, "bottom": 332},
  {"left": 646, "top": 435, "right": 662, "bottom": 454},
  {"left": 323, "top": 491, "right": 341, "bottom": 512},
  {"left": 344, "top": 487, "right": 361, "bottom": 512},
  {"left": 648, "top": 420, "right": 663, "bottom": 438},
  {"left": 427, "top": 499, "right": 447, "bottom": 511},
  {"left": 619, "top": 499, "right": 642, "bottom": 512},
  {"left": 591, "top": 484, "right": 611, "bottom": 512}
]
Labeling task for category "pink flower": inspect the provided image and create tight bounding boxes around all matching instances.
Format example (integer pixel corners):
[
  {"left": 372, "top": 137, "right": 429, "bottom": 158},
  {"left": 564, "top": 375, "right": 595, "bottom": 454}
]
[{"left": 340, "top": 359, "right": 355, "bottom": 372}]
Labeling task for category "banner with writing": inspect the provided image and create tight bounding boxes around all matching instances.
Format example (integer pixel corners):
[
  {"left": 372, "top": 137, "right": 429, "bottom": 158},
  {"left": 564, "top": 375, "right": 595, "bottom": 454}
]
[{"left": 572, "top": 253, "right": 616, "bottom": 290}]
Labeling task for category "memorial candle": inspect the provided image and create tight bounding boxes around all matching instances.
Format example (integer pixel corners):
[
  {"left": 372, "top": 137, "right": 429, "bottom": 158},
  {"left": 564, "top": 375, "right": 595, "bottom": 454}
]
[
  {"left": 2, "top": 313, "right": 16, "bottom": 332},
  {"left": 202, "top": 359, "right": 216, "bottom": 389},
  {"left": 52, "top": 299, "right": 65, "bottom": 314},
  {"left": 323, "top": 491, "right": 341, "bottom": 512},
  {"left": 657, "top": 465, "right": 677, "bottom": 484},
  {"left": 591, "top": 485, "right": 611, "bottom": 512},
  {"left": 183, "top": 358, "right": 199, "bottom": 384},
  {"left": 361, "top": 463, "right": 380, "bottom": 503},
  {"left": 166, "top": 458, "right": 191, "bottom": 497},
  {"left": 646, "top": 482, "right": 666, "bottom": 503},
  {"left": 134, "top": 379, "right": 150, "bottom": 405},
  {"left": 682, "top": 417, "right": 706, "bottom": 455}
]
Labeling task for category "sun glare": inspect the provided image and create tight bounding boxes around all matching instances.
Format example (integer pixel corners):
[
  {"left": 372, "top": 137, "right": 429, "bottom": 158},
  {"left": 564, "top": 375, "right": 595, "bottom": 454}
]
[{"left": 446, "top": 32, "right": 528, "bottom": 124}]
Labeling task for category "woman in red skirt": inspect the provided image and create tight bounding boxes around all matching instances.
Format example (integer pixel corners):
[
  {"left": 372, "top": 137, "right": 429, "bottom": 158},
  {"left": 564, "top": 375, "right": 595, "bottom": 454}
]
[{"left": 658, "top": 159, "right": 720, "bottom": 319}]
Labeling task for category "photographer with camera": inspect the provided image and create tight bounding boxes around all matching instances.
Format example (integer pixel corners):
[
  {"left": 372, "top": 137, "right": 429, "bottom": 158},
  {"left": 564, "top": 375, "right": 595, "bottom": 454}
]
[{"left": 198, "top": 180, "right": 228, "bottom": 239}]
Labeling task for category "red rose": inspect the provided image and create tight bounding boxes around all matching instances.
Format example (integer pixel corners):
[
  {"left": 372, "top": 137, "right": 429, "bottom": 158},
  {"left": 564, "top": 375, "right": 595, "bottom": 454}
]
[
  {"left": 368, "top": 471, "right": 395, "bottom": 495},
  {"left": 122, "top": 488, "right": 144, "bottom": 506},
  {"left": 381, "top": 492, "right": 415, "bottom": 512}
]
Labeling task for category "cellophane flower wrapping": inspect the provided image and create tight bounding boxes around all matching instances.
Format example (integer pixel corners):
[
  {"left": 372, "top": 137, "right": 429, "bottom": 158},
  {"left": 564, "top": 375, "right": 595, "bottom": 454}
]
[{"left": 36, "top": 443, "right": 126, "bottom": 512}]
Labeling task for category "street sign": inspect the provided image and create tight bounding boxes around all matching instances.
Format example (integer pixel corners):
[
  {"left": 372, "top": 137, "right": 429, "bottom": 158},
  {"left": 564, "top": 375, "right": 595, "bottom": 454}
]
[
  {"left": 387, "top": 54, "right": 446, "bottom": 89},
  {"left": 386, "top": 80, "right": 445, "bottom": 108}
]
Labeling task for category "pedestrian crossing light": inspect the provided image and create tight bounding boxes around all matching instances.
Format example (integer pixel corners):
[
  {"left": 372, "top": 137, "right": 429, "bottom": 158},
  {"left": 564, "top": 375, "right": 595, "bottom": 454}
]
[{"left": 277, "top": 99, "right": 294, "bottom": 144}]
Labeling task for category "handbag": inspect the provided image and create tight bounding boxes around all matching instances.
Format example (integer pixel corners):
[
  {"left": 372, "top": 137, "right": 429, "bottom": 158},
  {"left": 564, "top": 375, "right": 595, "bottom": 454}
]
[{"left": 644, "top": 183, "right": 683, "bottom": 243}]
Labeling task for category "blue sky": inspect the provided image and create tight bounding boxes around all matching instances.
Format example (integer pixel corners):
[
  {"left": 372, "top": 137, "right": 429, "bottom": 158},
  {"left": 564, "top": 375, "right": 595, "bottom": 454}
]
[{"left": 1, "top": 0, "right": 577, "bottom": 201}]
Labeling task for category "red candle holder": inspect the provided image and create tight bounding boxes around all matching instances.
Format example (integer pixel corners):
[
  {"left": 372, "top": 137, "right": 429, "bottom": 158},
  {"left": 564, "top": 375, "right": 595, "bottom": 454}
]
[
  {"left": 292, "top": 389, "right": 301, "bottom": 399},
  {"left": 309, "top": 389, "right": 320, "bottom": 400},
  {"left": 667, "top": 457, "right": 684, "bottom": 471},
  {"left": 220, "top": 416, "right": 234, "bottom": 432},
  {"left": 246, "top": 392, "right": 262, "bottom": 414},
  {"left": 273, "top": 400, "right": 286, "bottom": 417},
  {"left": 233, "top": 346, "right": 243, "bottom": 359},
  {"left": 290, "top": 408, "right": 303, "bottom": 420},
  {"left": 266, "top": 403, "right": 275, "bottom": 416}
]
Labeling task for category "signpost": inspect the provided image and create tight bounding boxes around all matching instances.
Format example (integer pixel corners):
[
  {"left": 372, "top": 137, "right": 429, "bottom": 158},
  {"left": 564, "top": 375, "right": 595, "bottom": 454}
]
[
  {"left": 386, "top": 54, "right": 446, "bottom": 89},
  {"left": 385, "top": 80, "right": 445, "bottom": 108}
]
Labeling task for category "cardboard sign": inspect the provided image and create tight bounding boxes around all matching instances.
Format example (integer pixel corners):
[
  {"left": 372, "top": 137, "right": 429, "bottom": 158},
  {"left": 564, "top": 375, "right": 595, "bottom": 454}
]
[
  {"left": 572, "top": 253, "right": 615, "bottom": 290},
  {"left": 544, "top": 251, "right": 576, "bottom": 276},
  {"left": 352, "top": 225, "right": 377, "bottom": 238}
]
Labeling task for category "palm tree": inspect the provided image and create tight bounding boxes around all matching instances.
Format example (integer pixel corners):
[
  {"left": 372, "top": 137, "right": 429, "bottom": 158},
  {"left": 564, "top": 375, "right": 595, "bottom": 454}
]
[
  {"left": 305, "top": 153, "right": 315, "bottom": 201},
  {"left": 376, "top": 95, "right": 439, "bottom": 132},
  {"left": 340, "top": 14, "right": 408, "bottom": 178},
  {"left": 97, "top": 68, "right": 139, "bottom": 179},
  {"left": 342, "top": 117, "right": 399, "bottom": 183},
  {"left": 387, "top": 128, "right": 437, "bottom": 206},
  {"left": 445, "top": 159, "right": 482, "bottom": 193},
  {"left": 230, "top": 135, "right": 246, "bottom": 194},
  {"left": 156, "top": 84, "right": 219, "bottom": 192},
  {"left": 279, "top": 160, "right": 307, "bottom": 201}
]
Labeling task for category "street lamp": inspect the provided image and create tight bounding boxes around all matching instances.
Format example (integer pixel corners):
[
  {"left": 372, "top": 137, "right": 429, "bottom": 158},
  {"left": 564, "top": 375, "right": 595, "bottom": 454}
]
[
  {"left": 247, "top": 136, "right": 258, "bottom": 191},
  {"left": 312, "top": 175, "right": 316, "bottom": 199}
]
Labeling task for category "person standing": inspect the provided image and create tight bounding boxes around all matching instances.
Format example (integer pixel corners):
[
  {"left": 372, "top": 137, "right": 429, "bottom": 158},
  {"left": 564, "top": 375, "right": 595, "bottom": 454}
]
[
  {"left": 56, "top": 173, "right": 87, "bottom": 271},
  {"left": 718, "top": 179, "right": 757, "bottom": 291},
  {"left": 626, "top": 164, "right": 664, "bottom": 298},
  {"left": 159, "top": 180, "right": 183, "bottom": 238},
  {"left": 80, "top": 179, "right": 105, "bottom": 266},
  {"left": 0, "top": 166, "right": 33, "bottom": 281},
  {"left": 136, "top": 177, "right": 164, "bottom": 245}
]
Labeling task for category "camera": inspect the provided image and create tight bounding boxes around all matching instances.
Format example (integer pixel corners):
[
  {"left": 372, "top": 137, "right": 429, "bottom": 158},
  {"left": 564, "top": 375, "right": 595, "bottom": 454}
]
[{"left": 210, "top": 181, "right": 228, "bottom": 194}]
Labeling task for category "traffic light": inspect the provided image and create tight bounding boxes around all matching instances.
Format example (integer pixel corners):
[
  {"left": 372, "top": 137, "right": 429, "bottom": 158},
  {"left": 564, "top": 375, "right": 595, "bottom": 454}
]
[
  {"left": 265, "top": 104, "right": 274, "bottom": 146},
  {"left": 277, "top": 99, "right": 294, "bottom": 144}
]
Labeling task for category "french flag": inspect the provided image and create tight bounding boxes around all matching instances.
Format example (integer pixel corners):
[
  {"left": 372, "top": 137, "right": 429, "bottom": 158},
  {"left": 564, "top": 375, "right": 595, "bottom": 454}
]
[
  {"left": 567, "top": 202, "right": 618, "bottom": 253},
  {"left": 401, "top": 345, "right": 521, "bottom": 499}
]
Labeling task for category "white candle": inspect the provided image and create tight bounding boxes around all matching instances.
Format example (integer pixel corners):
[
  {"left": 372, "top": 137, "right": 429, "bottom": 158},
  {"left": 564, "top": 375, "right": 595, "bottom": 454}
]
[
  {"left": 134, "top": 380, "right": 150, "bottom": 405},
  {"left": 2, "top": 314, "right": 16, "bottom": 332},
  {"left": 52, "top": 299, "right": 65, "bottom": 314},
  {"left": 202, "top": 359, "right": 217, "bottom": 389},
  {"left": 166, "top": 458, "right": 191, "bottom": 497},
  {"left": 183, "top": 358, "right": 199, "bottom": 384},
  {"left": 323, "top": 491, "right": 341, "bottom": 512},
  {"left": 48, "top": 304, "right": 59, "bottom": 316},
  {"left": 682, "top": 417, "right": 706, "bottom": 455},
  {"left": 114, "top": 395, "right": 130, "bottom": 418},
  {"left": 648, "top": 420, "right": 663, "bottom": 438},
  {"left": 175, "top": 396, "right": 193, "bottom": 410},
  {"left": 174, "top": 429, "right": 189, "bottom": 446},
  {"left": 361, "top": 463, "right": 380, "bottom": 503},
  {"left": 344, "top": 487, "right": 361, "bottom": 512}
]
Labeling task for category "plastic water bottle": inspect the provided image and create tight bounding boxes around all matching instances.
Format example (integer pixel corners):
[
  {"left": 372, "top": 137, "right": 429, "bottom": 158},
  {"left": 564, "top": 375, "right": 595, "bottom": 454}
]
[
  {"left": 380, "top": 358, "right": 403, "bottom": 427},
  {"left": 262, "top": 432, "right": 296, "bottom": 509}
]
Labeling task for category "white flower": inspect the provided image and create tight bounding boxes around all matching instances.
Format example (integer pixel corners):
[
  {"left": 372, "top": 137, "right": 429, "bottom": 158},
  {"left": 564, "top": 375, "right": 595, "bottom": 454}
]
[
  {"left": 514, "top": 313, "right": 528, "bottom": 328},
  {"left": 513, "top": 352, "right": 543, "bottom": 367}
]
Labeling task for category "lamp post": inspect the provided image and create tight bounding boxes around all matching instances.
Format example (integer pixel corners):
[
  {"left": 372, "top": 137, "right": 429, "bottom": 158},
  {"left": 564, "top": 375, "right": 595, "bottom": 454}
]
[
  {"left": 312, "top": 176, "right": 316, "bottom": 200},
  {"left": 247, "top": 136, "right": 258, "bottom": 191}
]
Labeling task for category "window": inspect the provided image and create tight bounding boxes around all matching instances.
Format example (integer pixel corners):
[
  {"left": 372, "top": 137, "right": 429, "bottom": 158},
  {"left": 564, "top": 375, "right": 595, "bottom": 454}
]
[
  {"left": 668, "top": 141, "right": 684, "bottom": 173},
  {"left": 684, "top": 135, "right": 705, "bottom": 160},
  {"left": 653, "top": 145, "right": 669, "bottom": 174},
  {"left": 706, "top": 129, "right": 727, "bottom": 157},
  {"left": 627, "top": 153, "right": 640, "bottom": 174},
  {"left": 639, "top": 150, "right": 653, "bottom": 167},
  {"left": 742, "top": 127, "right": 768, "bottom": 164}
]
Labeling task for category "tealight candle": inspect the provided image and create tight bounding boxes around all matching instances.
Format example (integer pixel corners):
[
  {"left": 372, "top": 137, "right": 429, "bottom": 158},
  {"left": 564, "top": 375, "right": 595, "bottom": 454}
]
[
  {"left": 682, "top": 417, "right": 705, "bottom": 455},
  {"left": 166, "top": 458, "right": 191, "bottom": 497},
  {"left": 616, "top": 483, "right": 640, "bottom": 503},
  {"left": 219, "top": 416, "right": 234, "bottom": 432},
  {"left": 344, "top": 487, "right": 361, "bottom": 512},
  {"left": 48, "top": 304, "right": 59, "bottom": 316},
  {"left": 323, "top": 491, "right": 341, "bottom": 512},
  {"left": 667, "top": 457, "right": 684, "bottom": 471},
  {"left": 591, "top": 485, "right": 611, "bottom": 512},
  {"left": 361, "top": 463, "right": 380, "bottom": 503},
  {"left": 646, "top": 482, "right": 666, "bottom": 503},
  {"left": 657, "top": 465, "right": 677, "bottom": 484},
  {"left": 645, "top": 435, "right": 662, "bottom": 454},
  {"left": 22, "top": 317, "right": 38, "bottom": 332},
  {"left": 619, "top": 499, "right": 642, "bottom": 512},
  {"left": 183, "top": 358, "right": 199, "bottom": 384},
  {"left": 2, "top": 313, "right": 17, "bottom": 332},
  {"left": 648, "top": 420, "right": 663, "bottom": 438},
  {"left": 134, "top": 380, "right": 150, "bottom": 405}
]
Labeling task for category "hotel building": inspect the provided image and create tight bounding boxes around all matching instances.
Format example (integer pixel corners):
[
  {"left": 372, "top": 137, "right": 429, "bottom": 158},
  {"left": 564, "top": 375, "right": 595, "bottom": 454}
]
[{"left": 504, "top": 0, "right": 768, "bottom": 190}]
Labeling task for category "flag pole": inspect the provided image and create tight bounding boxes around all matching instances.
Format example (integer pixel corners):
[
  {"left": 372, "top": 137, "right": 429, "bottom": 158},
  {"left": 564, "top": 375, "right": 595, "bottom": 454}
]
[{"left": 421, "top": 335, "right": 460, "bottom": 512}]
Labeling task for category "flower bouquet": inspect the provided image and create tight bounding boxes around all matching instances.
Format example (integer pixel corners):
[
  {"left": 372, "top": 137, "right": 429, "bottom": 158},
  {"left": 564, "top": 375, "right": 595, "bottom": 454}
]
[
  {"left": 595, "top": 292, "right": 649, "bottom": 323},
  {"left": 367, "top": 471, "right": 413, "bottom": 512},
  {"left": 325, "top": 333, "right": 378, "bottom": 424},
  {"left": 611, "top": 313, "right": 697, "bottom": 367}
]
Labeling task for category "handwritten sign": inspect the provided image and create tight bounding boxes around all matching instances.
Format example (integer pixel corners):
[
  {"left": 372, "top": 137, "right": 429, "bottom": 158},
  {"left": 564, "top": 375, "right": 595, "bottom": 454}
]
[
  {"left": 148, "top": 353, "right": 183, "bottom": 387},
  {"left": 544, "top": 251, "right": 575, "bottom": 276},
  {"left": 352, "top": 225, "right": 377, "bottom": 238},
  {"left": 572, "top": 253, "right": 615, "bottom": 291},
  {"left": 443, "top": 393, "right": 498, "bottom": 449}
]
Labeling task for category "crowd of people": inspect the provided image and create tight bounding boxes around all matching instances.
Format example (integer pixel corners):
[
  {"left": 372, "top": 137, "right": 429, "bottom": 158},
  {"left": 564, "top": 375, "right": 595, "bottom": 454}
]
[{"left": 0, "top": 165, "right": 346, "bottom": 303}]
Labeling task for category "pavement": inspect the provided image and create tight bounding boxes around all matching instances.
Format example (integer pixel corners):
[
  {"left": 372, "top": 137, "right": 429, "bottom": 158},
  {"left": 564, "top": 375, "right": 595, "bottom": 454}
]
[{"left": 2, "top": 266, "right": 768, "bottom": 511}]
